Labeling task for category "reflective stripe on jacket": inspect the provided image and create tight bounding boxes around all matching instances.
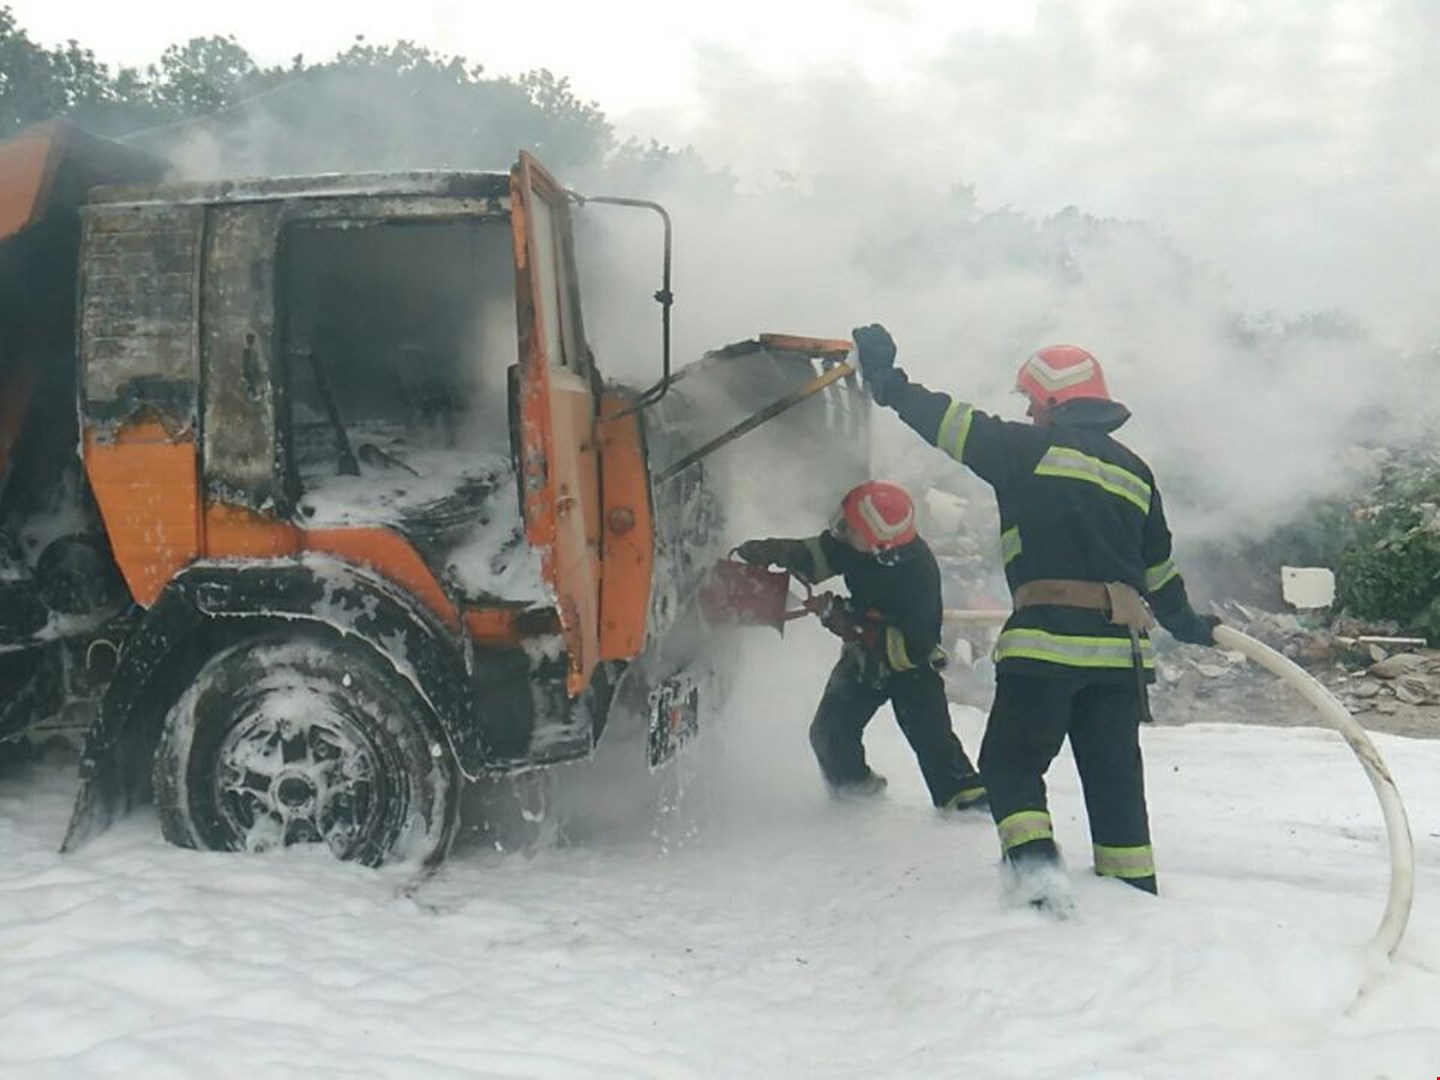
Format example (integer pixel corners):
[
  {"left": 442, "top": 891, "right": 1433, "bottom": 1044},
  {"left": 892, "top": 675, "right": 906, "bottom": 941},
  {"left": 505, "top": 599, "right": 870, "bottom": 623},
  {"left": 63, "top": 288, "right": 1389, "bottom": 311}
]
[{"left": 887, "top": 371, "right": 1203, "bottom": 682}]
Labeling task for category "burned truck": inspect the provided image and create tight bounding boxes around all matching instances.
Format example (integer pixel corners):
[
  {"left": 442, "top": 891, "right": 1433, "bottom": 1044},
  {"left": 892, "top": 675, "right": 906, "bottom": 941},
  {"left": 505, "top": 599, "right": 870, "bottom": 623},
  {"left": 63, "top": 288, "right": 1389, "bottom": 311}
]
[{"left": 0, "top": 123, "right": 866, "bottom": 866}]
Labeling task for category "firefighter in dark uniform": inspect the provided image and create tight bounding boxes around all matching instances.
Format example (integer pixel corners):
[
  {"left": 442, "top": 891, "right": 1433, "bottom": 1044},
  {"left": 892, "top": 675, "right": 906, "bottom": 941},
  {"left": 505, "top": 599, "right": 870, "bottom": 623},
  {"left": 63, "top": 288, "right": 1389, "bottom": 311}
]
[
  {"left": 852, "top": 325, "right": 1220, "bottom": 912},
  {"left": 736, "top": 481, "right": 988, "bottom": 810}
]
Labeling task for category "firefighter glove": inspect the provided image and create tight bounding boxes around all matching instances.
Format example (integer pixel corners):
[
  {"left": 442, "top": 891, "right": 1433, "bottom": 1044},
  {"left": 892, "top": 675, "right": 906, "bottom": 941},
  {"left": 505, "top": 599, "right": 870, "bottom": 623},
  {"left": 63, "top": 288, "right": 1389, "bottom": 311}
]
[
  {"left": 815, "top": 594, "right": 856, "bottom": 639},
  {"left": 817, "top": 596, "right": 882, "bottom": 649},
  {"left": 1170, "top": 611, "right": 1221, "bottom": 647},
  {"left": 736, "top": 538, "right": 805, "bottom": 572},
  {"left": 852, "top": 323, "right": 899, "bottom": 404}
]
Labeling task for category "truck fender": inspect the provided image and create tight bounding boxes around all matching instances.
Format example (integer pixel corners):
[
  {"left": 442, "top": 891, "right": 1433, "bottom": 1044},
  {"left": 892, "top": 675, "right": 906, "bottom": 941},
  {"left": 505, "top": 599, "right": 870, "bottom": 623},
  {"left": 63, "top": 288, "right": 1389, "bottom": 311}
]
[{"left": 61, "top": 553, "right": 481, "bottom": 852}]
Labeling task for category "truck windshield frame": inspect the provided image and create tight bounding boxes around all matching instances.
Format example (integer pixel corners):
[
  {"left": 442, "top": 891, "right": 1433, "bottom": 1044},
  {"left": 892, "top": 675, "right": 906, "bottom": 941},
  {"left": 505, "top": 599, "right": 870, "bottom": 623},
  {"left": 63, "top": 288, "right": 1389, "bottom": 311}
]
[{"left": 275, "top": 214, "right": 518, "bottom": 508}]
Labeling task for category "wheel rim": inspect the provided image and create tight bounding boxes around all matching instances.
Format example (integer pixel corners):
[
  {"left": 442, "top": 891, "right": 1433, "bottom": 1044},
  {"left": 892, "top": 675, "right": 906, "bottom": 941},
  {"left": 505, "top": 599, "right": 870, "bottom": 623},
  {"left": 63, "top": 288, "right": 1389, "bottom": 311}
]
[{"left": 212, "top": 692, "right": 393, "bottom": 859}]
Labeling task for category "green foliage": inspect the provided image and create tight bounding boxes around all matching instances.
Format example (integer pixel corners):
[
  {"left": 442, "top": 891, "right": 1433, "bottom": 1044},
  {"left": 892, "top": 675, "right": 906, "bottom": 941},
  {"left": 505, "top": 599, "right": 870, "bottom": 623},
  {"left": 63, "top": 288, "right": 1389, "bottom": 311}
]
[
  {"left": 1200, "top": 449, "right": 1440, "bottom": 633},
  {"left": 0, "top": 8, "right": 618, "bottom": 174},
  {"left": 514, "top": 69, "right": 611, "bottom": 163},
  {"left": 1335, "top": 455, "right": 1440, "bottom": 638},
  {"left": 0, "top": 8, "right": 113, "bottom": 133},
  {"left": 151, "top": 34, "right": 264, "bottom": 115}
]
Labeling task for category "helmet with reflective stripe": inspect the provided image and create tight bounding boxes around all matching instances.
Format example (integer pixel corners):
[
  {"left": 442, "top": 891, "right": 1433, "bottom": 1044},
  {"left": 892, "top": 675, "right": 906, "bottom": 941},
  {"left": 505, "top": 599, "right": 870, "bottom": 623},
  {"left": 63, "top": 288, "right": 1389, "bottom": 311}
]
[
  {"left": 830, "top": 481, "right": 917, "bottom": 556},
  {"left": 1015, "top": 345, "right": 1110, "bottom": 407}
]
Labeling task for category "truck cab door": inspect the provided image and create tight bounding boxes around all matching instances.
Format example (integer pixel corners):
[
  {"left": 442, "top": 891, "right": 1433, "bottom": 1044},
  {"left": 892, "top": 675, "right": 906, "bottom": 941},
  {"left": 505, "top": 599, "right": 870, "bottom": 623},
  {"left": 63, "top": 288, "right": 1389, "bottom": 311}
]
[{"left": 510, "top": 152, "right": 602, "bottom": 694}]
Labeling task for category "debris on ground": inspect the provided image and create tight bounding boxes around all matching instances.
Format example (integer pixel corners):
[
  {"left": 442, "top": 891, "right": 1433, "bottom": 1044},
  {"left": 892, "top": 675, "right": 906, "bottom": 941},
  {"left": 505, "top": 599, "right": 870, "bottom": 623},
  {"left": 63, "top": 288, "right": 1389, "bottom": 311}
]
[{"left": 1151, "top": 600, "right": 1438, "bottom": 737}]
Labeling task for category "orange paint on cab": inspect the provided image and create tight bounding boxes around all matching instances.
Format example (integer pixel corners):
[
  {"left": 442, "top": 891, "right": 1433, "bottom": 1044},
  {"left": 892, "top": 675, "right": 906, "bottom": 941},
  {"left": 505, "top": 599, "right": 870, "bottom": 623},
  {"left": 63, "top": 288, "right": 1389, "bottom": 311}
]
[
  {"left": 597, "top": 396, "right": 654, "bottom": 661},
  {"left": 84, "top": 423, "right": 201, "bottom": 607}
]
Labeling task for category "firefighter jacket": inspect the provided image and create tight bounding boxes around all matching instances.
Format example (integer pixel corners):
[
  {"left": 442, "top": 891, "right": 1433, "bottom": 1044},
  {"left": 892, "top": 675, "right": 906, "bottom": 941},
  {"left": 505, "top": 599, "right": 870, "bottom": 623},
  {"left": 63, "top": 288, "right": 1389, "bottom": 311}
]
[
  {"left": 780, "top": 532, "right": 947, "bottom": 677},
  {"left": 882, "top": 369, "right": 1212, "bottom": 682}
]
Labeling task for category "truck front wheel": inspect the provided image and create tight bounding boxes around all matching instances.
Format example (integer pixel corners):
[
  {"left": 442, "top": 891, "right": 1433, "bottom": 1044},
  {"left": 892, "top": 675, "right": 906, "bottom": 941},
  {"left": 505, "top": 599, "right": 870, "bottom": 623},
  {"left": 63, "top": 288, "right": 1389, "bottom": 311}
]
[{"left": 153, "top": 635, "right": 459, "bottom": 867}]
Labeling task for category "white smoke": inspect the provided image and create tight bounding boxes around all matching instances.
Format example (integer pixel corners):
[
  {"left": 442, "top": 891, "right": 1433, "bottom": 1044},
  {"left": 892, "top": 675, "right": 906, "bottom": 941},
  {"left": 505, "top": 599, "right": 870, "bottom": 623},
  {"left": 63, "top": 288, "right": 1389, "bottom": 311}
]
[
  {"left": 577, "top": 0, "right": 1440, "bottom": 576},
  {"left": 98, "top": 0, "right": 1439, "bottom": 580},
  {"left": 575, "top": 160, "right": 1426, "bottom": 566},
  {"left": 646, "top": 1, "right": 1440, "bottom": 348}
]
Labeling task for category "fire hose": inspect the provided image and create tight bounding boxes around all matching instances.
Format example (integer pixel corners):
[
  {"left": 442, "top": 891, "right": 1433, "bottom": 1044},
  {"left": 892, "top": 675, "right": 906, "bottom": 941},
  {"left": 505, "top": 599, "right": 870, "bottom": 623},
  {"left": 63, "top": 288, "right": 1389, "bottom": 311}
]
[
  {"left": 948, "top": 611, "right": 1415, "bottom": 955},
  {"left": 1212, "top": 625, "right": 1414, "bottom": 957}
]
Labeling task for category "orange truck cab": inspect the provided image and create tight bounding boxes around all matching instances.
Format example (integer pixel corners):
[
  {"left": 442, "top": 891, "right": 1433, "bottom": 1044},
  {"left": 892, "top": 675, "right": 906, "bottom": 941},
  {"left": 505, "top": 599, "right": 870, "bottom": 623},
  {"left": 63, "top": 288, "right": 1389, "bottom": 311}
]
[{"left": 0, "top": 124, "right": 867, "bottom": 866}]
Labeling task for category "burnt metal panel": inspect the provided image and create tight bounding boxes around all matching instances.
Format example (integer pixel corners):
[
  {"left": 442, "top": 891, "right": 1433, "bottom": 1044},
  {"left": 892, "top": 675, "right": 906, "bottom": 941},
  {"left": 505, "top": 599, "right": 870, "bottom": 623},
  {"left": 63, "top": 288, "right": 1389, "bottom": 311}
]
[
  {"left": 89, "top": 171, "right": 512, "bottom": 210},
  {"left": 79, "top": 203, "right": 204, "bottom": 432},
  {"left": 635, "top": 340, "right": 870, "bottom": 649},
  {"left": 199, "top": 193, "right": 508, "bottom": 513},
  {"left": 82, "top": 190, "right": 511, "bottom": 507},
  {"left": 200, "top": 202, "right": 284, "bottom": 509}
]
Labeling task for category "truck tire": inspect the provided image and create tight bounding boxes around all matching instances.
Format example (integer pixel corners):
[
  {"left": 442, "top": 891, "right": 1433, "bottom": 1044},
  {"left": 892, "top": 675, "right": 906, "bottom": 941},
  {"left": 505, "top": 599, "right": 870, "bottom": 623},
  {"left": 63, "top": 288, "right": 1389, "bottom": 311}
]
[{"left": 152, "top": 634, "right": 459, "bottom": 867}]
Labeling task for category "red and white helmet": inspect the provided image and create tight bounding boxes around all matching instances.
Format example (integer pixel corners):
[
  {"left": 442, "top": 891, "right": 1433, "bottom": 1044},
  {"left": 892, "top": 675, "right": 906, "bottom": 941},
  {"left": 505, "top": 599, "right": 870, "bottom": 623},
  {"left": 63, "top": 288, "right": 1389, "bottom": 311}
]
[
  {"left": 1015, "top": 345, "right": 1111, "bottom": 407},
  {"left": 830, "top": 481, "right": 917, "bottom": 556}
]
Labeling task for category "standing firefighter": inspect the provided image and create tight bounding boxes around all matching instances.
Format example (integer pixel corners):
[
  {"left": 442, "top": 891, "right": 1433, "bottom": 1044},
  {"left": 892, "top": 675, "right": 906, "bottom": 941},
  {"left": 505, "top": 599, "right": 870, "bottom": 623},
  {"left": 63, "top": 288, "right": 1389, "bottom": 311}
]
[
  {"left": 852, "top": 325, "right": 1219, "bottom": 914},
  {"left": 736, "top": 481, "right": 988, "bottom": 810}
]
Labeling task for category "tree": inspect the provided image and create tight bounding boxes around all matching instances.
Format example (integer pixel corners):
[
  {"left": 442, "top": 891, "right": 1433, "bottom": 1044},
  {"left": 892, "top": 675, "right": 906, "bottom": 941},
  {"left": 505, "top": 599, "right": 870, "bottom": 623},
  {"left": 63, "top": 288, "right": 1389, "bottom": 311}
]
[
  {"left": 150, "top": 34, "right": 267, "bottom": 115},
  {"left": 0, "top": 9, "right": 620, "bottom": 176},
  {"left": 0, "top": 7, "right": 94, "bottom": 134}
]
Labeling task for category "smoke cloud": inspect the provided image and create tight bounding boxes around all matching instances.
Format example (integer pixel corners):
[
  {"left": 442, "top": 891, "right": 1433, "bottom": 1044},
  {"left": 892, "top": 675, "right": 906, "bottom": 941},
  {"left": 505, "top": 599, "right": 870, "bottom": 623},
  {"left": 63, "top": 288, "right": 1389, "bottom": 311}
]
[
  {"left": 130, "top": 0, "right": 1436, "bottom": 586},
  {"left": 642, "top": 1, "right": 1440, "bottom": 346},
  {"left": 580, "top": 0, "right": 1439, "bottom": 583}
]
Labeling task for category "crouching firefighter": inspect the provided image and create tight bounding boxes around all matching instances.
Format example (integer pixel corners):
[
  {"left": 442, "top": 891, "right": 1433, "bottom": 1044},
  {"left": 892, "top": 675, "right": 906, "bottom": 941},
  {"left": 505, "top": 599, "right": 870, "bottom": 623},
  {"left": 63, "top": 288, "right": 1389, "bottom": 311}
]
[
  {"left": 736, "top": 481, "right": 987, "bottom": 810},
  {"left": 851, "top": 325, "right": 1221, "bottom": 912}
]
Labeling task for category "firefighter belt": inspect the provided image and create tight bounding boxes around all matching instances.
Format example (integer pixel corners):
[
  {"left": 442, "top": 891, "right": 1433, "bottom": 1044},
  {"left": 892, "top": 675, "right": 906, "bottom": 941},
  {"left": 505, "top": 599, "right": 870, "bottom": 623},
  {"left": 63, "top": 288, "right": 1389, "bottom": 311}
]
[{"left": 1012, "top": 579, "right": 1155, "bottom": 722}]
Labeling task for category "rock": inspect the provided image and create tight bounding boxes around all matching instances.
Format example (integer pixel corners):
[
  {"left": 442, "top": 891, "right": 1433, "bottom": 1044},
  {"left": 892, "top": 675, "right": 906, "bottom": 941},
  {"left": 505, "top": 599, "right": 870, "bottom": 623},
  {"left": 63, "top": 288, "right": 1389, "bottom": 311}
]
[
  {"left": 1394, "top": 673, "right": 1440, "bottom": 705},
  {"left": 1369, "top": 653, "right": 1427, "bottom": 679},
  {"left": 1350, "top": 680, "right": 1381, "bottom": 699},
  {"left": 1394, "top": 681, "right": 1426, "bottom": 705}
]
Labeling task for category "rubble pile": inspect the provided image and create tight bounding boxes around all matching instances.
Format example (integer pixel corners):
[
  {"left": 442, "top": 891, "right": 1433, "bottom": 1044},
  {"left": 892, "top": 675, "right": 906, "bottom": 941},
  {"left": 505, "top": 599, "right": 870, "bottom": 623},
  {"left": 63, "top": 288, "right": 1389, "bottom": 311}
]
[{"left": 1152, "top": 600, "right": 1439, "bottom": 735}]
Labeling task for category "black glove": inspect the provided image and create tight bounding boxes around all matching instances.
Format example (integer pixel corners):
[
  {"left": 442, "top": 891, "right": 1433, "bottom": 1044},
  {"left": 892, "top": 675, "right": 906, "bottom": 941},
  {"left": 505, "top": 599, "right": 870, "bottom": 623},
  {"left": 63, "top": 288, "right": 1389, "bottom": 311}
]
[
  {"left": 813, "top": 596, "right": 867, "bottom": 642},
  {"left": 817, "top": 596, "right": 884, "bottom": 649},
  {"left": 815, "top": 594, "right": 853, "bottom": 638},
  {"left": 1169, "top": 611, "right": 1221, "bottom": 647},
  {"left": 735, "top": 538, "right": 804, "bottom": 572},
  {"left": 852, "top": 323, "right": 899, "bottom": 404}
]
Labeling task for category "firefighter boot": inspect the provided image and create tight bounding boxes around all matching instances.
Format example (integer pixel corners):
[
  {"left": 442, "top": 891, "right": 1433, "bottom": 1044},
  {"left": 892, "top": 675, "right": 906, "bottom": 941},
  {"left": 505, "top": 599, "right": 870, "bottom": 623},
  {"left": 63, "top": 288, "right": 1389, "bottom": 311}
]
[
  {"left": 941, "top": 779, "right": 989, "bottom": 814},
  {"left": 827, "top": 769, "right": 888, "bottom": 801},
  {"left": 1000, "top": 840, "right": 1075, "bottom": 920}
]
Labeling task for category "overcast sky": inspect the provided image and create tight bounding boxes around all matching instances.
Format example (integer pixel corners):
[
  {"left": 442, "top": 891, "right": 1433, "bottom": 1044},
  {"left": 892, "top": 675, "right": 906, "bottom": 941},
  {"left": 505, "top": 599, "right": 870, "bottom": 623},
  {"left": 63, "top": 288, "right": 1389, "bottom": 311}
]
[
  {"left": 10, "top": 0, "right": 1037, "bottom": 114},
  {"left": 11, "top": 0, "right": 1439, "bottom": 346}
]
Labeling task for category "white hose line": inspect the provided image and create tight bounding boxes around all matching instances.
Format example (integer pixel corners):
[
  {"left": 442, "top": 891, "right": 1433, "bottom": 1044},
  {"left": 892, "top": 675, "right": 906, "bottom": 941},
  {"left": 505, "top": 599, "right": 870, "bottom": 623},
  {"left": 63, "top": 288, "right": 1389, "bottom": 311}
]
[{"left": 1213, "top": 625, "right": 1415, "bottom": 957}]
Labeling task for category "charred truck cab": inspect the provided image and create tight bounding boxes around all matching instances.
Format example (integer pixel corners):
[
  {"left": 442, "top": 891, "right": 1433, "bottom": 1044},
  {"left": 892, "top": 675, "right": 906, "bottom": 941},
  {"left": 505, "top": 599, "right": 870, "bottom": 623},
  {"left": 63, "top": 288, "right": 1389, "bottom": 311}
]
[{"left": 15, "top": 142, "right": 864, "bottom": 866}]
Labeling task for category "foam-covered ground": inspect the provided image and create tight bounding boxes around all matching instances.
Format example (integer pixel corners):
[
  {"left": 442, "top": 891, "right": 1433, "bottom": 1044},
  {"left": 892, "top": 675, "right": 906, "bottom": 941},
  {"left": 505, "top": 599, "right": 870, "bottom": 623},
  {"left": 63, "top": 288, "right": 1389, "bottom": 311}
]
[{"left": 2, "top": 631, "right": 1437, "bottom": 1078}]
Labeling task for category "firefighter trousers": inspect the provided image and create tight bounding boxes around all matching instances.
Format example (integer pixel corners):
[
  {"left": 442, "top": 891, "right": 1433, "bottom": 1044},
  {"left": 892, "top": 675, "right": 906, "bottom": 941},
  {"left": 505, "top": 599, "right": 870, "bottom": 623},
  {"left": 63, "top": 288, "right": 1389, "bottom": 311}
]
[
  {"left": 809, "top": 655, "right": 981, "bottom": 807},
  {"left": 980, "top": 673, "right": 1157, "bottom": 893}
]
